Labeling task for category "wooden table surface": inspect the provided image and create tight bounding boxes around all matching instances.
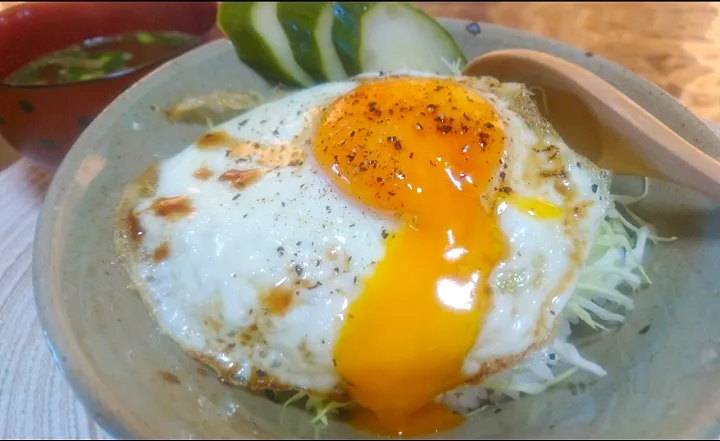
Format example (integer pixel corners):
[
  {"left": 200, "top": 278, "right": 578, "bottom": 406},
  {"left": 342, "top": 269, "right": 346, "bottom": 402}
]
[
  {"left": 1, "top": 2, "right": 720, "bottom": 439},
  {"left": 419, "top": 2, "right": 720, "bottom": 124}
]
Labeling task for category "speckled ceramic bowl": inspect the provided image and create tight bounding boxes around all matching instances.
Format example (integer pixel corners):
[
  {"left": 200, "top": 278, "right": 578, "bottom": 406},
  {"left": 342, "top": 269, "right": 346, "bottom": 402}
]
[{"left": 34, "top": 19, "right": 720, "bottom": 440}]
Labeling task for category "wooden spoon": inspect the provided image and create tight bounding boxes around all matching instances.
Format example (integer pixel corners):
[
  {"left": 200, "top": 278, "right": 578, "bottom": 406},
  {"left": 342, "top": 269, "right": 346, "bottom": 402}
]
[{"left": 462, "top": 48, "right": 720, "bottom": 200}]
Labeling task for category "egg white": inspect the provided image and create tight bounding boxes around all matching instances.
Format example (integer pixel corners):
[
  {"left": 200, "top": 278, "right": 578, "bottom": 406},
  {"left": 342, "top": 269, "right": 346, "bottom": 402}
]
[{"left": 119, "top": 73, "right": 612, "bottom": 396}]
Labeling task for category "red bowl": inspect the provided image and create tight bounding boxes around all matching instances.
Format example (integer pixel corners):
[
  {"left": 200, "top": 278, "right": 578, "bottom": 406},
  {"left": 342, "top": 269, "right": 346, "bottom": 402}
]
[{"left": 0, "top": 2, "right": 221, "bottom": 170}]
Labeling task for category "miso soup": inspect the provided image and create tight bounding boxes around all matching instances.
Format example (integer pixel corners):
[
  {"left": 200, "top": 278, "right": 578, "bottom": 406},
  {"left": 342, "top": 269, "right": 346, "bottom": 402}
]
[{"left": 5, "top": 30, "right": 201, "bottom": 86}]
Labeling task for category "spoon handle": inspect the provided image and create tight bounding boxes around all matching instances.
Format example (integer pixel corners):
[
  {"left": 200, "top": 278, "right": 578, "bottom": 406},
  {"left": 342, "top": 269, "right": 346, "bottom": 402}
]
[
  {"left": 571, "top": 62, "right": 720, "bottom": 200},
  {"left": 540, "top": 50, "right": 720, "bottom": 200},
  {"left": 465, "top": 49, "right": 720, "bottom": 200}
]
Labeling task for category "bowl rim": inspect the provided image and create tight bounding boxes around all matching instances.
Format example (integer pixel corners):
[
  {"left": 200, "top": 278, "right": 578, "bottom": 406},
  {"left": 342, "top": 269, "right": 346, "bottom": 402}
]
[{"left": 32, "top": 17, "right": 720, "bottom": 440}]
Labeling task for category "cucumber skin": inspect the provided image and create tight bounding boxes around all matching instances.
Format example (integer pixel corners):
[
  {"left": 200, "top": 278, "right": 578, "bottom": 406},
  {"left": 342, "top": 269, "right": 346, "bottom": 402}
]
[
  {"left": 277, "top": 2, "right": 327, "bottom": 82},
  {"left": 332, "top": 2, "right": 467, "bottom": 76},
  {"left": 400, "top": 4, "right": 467, "bottom": 67},
  {"left": 331, "top": 2, "right": 372, "bottom": 76},
  {"left": 218, "top": 2, "right": 306, "bottom": 88}
]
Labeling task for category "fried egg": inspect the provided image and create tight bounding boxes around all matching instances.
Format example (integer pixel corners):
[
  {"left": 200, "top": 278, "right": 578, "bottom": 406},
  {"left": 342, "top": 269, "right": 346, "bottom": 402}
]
[{"left": 117, "top": 73, "right": 612, "bottom": 437}]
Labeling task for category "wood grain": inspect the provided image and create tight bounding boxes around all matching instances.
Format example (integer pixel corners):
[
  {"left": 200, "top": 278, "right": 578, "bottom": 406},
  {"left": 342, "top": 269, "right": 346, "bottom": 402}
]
[
  {"left": 0, "top": 2, "right": 719, "bottom": 439},
  {"left": 0, "top": 160, "right": 112, "bottom": 439},
  {"left": 417, "top": 2, "right": 720, "bottom": 123}
]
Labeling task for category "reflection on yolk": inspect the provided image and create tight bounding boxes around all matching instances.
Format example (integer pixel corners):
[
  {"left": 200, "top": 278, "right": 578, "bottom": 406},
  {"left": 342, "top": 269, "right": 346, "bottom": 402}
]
[{"left": 313, "top": 77, "right": 507, "bottom": 436}]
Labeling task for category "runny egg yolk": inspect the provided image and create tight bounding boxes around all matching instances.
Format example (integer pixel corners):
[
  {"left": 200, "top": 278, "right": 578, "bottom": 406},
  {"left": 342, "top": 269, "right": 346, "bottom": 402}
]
[{"left": 313, "top": 77, "right": 507, "bottom": 437}]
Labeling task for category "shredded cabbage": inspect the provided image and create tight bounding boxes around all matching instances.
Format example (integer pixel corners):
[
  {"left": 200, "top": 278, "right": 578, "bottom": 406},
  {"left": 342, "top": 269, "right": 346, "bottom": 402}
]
[{"left": 441, "top": 57, "right": 465, "bottom": 76}]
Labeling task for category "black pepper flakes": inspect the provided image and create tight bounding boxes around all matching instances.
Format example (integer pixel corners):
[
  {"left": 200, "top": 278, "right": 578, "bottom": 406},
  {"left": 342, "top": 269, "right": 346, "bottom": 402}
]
[
  {"left": 591, "top": 183, "right": 598, "bottom": 193},
  {"left": 639, "top": 324, "right": 651, "bottom": 335},
  {"left": 295, "top": 265, "right": 303, "bottom": 276},
  {"left": 232, "top": 194, "right": 241, "bottom": 201},
  {"left": 539, "top": 169, "right": 568, "bottom": 179},
  {"left": 277, "top": 246, "right": 285, "bottom": 256},
  {"left": 381, "top": 229, "right": 389, "bottom": 239},
  {"left": 387, "top": 136, "right": 402, "bottom": 150}
]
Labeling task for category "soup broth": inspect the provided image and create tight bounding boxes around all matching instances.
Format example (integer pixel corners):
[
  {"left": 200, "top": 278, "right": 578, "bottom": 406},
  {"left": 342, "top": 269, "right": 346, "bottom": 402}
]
[{"left": 5, "top": 30, "right": 201, "bottom": 86}]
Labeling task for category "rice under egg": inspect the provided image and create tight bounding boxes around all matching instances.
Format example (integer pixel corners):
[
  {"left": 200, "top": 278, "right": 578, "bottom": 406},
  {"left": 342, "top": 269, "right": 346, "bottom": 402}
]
[{"left": 117, "top": 72, "right": 614, "bottom": 436}]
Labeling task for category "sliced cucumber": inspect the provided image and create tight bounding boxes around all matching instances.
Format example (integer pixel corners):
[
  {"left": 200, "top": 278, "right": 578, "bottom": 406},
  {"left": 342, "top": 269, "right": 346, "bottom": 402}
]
[
  {"left": 332, "top": 2, "right": 466, "bottom": 76},
  {"left": 277, "top": 2, "right": 348, "bottom": 82},
  {"left": 218, "top": 2, "right": 314, "bottom": 88}
]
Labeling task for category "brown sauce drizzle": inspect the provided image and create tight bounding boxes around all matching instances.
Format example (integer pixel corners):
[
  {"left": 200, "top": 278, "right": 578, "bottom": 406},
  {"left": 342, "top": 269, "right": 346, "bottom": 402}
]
[
  {"left": 153, "top": 241, "right": 170, "bottom": 263},
  {"left": 193, "top": 166, "right": 214, "bottom": 181},
  {"left": 196, "top": 130, "right": 235, "bottom": 150},
  {"left": 261, "top": 286, "right": 294, "bottom": 316},
  {"left": 126, "top": 210, "right": 145, "bottom": 244},
  {"left": 158, "top": 371, "right": 181, "bottom": 385},
  {"left": 149, "top": 195, "right": 194, "bottom": 221},
  {"left": 218, "top": 168, "right": 264, "bottom": 190}
]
